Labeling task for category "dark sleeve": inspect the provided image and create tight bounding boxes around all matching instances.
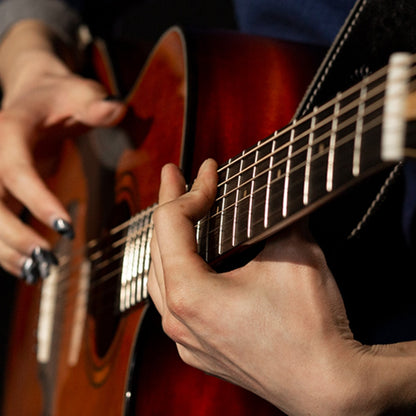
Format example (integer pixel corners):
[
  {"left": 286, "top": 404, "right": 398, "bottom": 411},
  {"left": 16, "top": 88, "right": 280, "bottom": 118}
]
[{"left": 0, "top": 0, "right": 83, "bottom": 47}]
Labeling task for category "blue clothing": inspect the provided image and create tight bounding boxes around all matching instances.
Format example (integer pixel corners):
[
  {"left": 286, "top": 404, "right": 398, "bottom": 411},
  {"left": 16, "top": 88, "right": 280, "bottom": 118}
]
[{"left": 234, "top": 0, "right": 356, "bottom": 46}]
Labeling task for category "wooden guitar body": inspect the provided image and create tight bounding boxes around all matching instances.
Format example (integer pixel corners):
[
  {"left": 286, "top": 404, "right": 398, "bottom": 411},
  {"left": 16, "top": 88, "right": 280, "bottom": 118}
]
[{"left": 1, "top": 28, "right": 321, "bottom": 415}]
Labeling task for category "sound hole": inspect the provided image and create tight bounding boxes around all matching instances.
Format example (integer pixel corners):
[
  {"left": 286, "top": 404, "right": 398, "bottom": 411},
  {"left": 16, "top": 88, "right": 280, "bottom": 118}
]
[{"left": 88, "top": 200, "right": 130, "bottom": 358}]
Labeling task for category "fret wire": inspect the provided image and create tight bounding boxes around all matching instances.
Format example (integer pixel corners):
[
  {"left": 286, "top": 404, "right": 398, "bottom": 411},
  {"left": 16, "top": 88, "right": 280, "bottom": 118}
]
[
  {"left": 303, "top": 107, "right": 317, "bottom": 205},
  {"left": 218, "top": 163, "right": 230, "bottom": 254},
  {"left": 232, "top": 151, "right": 245, "bottom": 246},
  {"left": 353, "top": 77, "right": 369, "bottom": 176},
  {"left": 283, "top": 123, "right": 296, "bottom": 217},
  {"left": 326, "top": 95, "right": 341, "bottom": 192},
  {"left": 264, "top": 140, "right": 276, "bottom": 227},
  {"left": 247, "top": 147, "right": 259, "bottom": 238}
]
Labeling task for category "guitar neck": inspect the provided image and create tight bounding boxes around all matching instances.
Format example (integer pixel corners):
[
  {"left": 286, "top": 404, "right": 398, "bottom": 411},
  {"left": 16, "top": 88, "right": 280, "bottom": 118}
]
[
  {"left": 197, "top": 52, "right": 416, "bottom": 264},
  {"left": 117, "top": 52, "right": 416, "bottom": 312}
]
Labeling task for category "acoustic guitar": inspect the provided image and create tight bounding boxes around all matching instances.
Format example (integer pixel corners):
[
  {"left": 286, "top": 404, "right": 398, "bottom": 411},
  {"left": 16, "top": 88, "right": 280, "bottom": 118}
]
[{"left": 2, "top": 22, "right": 416, "bottom": 416}]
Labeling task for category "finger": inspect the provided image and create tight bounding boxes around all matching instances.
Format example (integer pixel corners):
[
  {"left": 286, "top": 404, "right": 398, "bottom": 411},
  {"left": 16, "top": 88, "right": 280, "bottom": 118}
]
[
  {"left": 150, "top": 160, "right": 217, "bottom": 314},
  {"left": 73, "top": 95, "right": 127, "bottom": 127},
  {"left": 0, "top": 202, "right": 49, "bottom": 255},
  {"left": 0, "top": 237, "right": 28, "bottom": 277},
  {"left": 57, "top": 78, "right": 127, "bottom": 127},
  {"left": 158, "top": 163, "right": 187, "bottom": 205},
  {"left": 153, "top": 159, "right": 218, "bottom": 302},
  {"left": 0, "top": 118, "right": 72, "bottom": 231},
  {"left": 148, "top": 163, "right": 186, "bottom": 311}
]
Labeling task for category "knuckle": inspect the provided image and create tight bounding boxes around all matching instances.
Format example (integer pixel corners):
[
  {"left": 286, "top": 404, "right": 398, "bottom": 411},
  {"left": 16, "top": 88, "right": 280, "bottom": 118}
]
[
  {"left": 165, "top": 284, "right": 195, "bottom": 320},
  {"left": 161, "top": 314, "right": 186, "bottom": 344},
  {"left": 177, "top": 346, "right": 198, "bottom": 368}
]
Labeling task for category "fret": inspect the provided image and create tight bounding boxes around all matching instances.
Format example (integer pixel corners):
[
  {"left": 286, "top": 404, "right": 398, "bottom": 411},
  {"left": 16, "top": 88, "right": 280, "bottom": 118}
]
[
  {"left": 264, "top": 139, "right": 277, "bottom": 227},
  {"left": 358, "top": 73, "right": 387, "bottom": 171},
  {"left": 218, "top": 163, "right": 229, "bottom": 255},
  {"left": 326, "top": 96, "right": 340, "bottom": 192},
  {"left": 251, "top": 138, "right": 276, "bottom": 236},
  {"left": 232, "top": 150, "right": 246, "bottom": 246},
  {"left": 250, "top": 138, "right": 276, "bottom": 235},
  {"left": 333, "top": 88, "right": 364, "bottom": 189},
  {"left": 308, "top": 105, "right": 333, "bottom": 203},
  {"left": 285, "top": 119, "right": 310, "bottom": 215},
  {"left": 247, "top": 147, "right": 259, "bottom": 238},
  {"left": 203, "top": 165, "right": 227, "bottom": 262},
  {"left": 303, "top": 108, "right": 317, "bottom": 205},
  {"left": 264, "top": 129, "right": 291, "bottom": 229},
  {"left": 232, "top": 146, "right": 258, "bottom": 246},
  {"left": 353, "top": 78, "right": 369, "bottom": 176},
  {"left": 219, "top": 157, "right": 241, "bottom": 255},
  {"left": 282, "top": 126, "right": 294, "bottom": 218}
]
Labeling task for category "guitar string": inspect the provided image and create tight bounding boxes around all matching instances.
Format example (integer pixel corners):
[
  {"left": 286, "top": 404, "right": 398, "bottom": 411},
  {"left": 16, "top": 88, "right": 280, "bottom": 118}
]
[{"left": 45, "top": 61, "right": 416, "bottom": 312}]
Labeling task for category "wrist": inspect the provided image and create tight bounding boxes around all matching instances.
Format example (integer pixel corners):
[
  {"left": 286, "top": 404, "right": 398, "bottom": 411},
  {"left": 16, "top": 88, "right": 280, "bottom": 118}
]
[{"left": 326, "top": 342, "right": 416, "bottom": 416}]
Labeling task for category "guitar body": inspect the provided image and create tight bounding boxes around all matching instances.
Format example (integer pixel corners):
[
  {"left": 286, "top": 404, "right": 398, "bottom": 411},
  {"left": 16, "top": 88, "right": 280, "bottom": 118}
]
[{"left": 1, "top": 28, "right": 321, "bottom": 415}]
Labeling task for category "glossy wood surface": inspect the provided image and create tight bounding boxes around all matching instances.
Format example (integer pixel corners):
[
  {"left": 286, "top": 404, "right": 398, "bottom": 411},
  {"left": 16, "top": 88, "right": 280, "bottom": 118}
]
[{"left": 2, "top": 27, "right": 321, "bottom": 415}]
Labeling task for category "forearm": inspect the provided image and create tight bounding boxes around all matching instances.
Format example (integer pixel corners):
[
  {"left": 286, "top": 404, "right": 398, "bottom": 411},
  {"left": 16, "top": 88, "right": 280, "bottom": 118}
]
[
  {"left": 365, "top": 342, "right": 416, "bottom": 414},
  {"left": 323, "top": 341, "right": 416, "bottom": 416}
]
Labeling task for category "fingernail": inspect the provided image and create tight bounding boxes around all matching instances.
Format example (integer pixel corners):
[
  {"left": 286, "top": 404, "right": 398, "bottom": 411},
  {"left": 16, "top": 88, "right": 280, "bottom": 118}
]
[
  {"left": 32, "top": 247, "right": 58, "bottom": 279},
  {"left": 21, "top": 257, "right": 40, "bottom": 284},
  {"left": 53, "top": 218, "right": 75, "bottom": 239}
]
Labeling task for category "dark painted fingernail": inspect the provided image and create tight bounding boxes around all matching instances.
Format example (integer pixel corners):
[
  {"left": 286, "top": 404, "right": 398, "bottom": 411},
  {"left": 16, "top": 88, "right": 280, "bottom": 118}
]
[
  {"left": 53, "top": 218, "right": 75, "bottom": 239},
  {"left": 103, "top": 94, "right": 122, "bottom": 101},
  {"left": 22, "top": 257, "right": 40, "bottom": 284},
  {"left": 32, "top": 247, "right": 59, "bottom": 279}
]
